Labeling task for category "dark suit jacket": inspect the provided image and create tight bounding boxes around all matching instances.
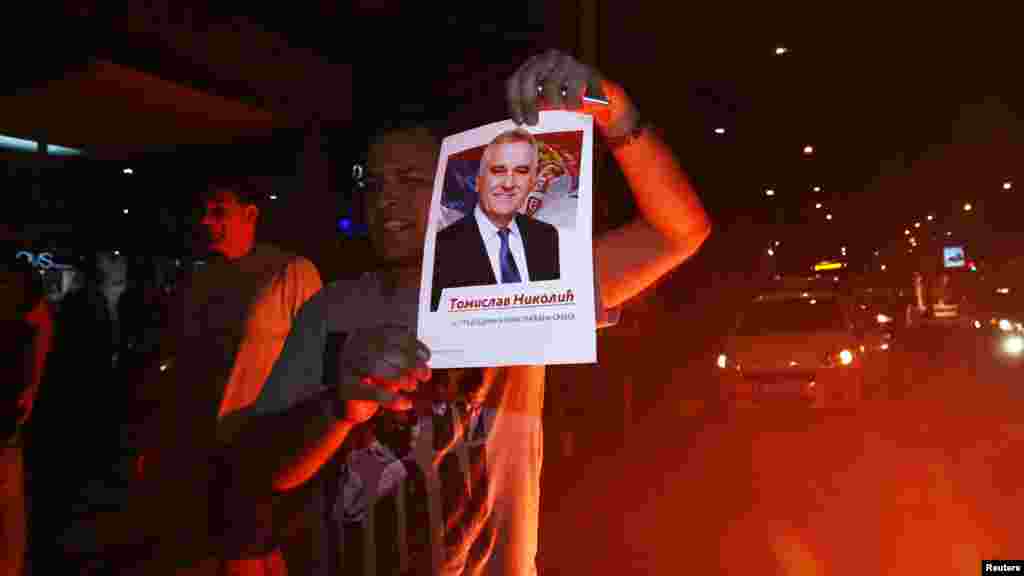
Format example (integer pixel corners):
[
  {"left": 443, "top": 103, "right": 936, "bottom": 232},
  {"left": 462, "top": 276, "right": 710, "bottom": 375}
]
[{"left": 431, "top": 212, "right": 560, "bottom": 311}]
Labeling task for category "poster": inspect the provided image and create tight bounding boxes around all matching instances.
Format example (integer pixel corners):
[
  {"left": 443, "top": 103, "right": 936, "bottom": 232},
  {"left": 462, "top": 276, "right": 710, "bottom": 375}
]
[{"left": 417, "top": 111, "right": 597, "bottom": 368}]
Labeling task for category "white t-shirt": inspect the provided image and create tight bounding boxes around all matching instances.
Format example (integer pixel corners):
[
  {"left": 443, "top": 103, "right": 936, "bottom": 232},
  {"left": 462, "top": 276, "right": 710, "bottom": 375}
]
[{"left": 178, "top": 244, "right": 323, "bottom": 436}]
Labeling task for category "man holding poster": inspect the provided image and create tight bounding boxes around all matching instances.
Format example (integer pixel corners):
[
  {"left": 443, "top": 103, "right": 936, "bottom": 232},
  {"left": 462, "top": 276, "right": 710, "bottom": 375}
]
[
  {"left": 223, "top": 50, "right": 711, "bottom": 575},
  {"left": 431, "top": 129, "right": 561, "bottom": 312}
]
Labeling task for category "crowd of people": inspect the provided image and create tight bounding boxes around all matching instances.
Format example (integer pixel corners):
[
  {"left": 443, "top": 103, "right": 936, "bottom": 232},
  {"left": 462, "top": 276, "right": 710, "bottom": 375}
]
[{"left": 2, "top": 50, "right": 710, "bottom": 575}]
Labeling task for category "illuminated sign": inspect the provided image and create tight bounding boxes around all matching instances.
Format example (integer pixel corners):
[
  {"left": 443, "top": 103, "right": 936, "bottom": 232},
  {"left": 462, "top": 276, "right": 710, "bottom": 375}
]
[
  {"left": 943, "top": 246, "right": 966, "bottom": 269},
  {"left": 813, "top": 261, "right": 845, "bottom": 272},
  {"left": 14, "top": 250, "right": 72, "bottom": 270}
]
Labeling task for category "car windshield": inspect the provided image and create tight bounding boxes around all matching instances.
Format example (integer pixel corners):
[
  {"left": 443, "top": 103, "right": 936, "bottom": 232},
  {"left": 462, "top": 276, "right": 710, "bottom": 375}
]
[{"left": 737, "top": 299, "right": 847, "bottom": 334}]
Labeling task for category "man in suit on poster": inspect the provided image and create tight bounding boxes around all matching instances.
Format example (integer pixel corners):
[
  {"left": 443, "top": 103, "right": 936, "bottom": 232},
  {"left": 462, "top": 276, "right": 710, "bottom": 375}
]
[{"left": 431, "top": 128, "right": 560, "bottom": 311}]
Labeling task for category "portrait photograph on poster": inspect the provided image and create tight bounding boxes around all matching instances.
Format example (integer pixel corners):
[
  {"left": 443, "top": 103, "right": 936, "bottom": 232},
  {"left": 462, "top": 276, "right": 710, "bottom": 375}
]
[{"left": 418, "top": 111, "right": 598, "bottom": 368}]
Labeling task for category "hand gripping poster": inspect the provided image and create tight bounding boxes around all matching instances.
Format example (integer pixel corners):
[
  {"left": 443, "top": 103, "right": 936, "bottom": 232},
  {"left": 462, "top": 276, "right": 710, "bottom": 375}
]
[{"left": 417, "top": 111, "right": 597, "bottom": 368}]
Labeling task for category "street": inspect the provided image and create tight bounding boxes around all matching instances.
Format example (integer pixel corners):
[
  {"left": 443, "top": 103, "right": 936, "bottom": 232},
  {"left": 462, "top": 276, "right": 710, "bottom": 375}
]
[{"left": 539, "top": 316, "right": 1023, "bottom": 575}]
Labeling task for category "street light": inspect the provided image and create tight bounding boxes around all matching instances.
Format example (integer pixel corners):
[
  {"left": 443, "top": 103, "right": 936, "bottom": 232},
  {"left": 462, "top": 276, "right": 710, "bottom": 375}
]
[
  {"left": 765, "top": 188, "right": 775, "bottom": 197},
  {"left": 767, "top": 249, "right": 775, "bottom": 256},
  {"left": 964, "top": 202, "right": 973, "bottom": 212},
  {"left": 826, "top": 213, "right": 833, "bottom": 221},
  {"left": 914, "top": 222, "right": 921, "bottom": 228},
  {"left": 815, "top": 202, "right": 822, "bottom": 209},
  {"left": 926, "top": 214, "right": 934, "bottom": 221},
  {"left": 803, "top": 145, "right": 815, "bottom": 155},
  {"left": 813, "top": 186, "right": 821, "bottom": 192},
  {"left": 1003, "top": 181, "right": 1012, "bottom": 190},
  {"left": 904, "top": 229, "right": 910, "bottom": 235}
]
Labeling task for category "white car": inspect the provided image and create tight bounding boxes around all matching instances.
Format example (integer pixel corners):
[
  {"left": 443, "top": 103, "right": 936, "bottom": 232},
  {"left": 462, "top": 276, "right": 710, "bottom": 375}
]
[{"left": 717, "top": 289, "right": 889, "bottom": 407}]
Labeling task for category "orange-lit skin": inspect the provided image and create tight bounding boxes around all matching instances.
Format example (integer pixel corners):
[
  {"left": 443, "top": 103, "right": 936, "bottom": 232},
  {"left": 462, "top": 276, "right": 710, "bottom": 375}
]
[
  {"left": 19, "top": 297, "right": 53, "bottom": 423},
  {"left": 578, "top": 78, "right": 712, "bottom": 309}
]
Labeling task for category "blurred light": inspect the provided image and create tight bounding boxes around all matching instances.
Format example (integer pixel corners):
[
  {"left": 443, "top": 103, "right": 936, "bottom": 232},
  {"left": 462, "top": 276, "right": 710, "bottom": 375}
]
[
  {"left": 716, "top": 354, "right": 728, "bottom": 369},
  {"left": 801, "top": 292, "right": 809, "bottom": 297},
  {"left": 914, "top": 222, "right": 921, "bottom": 228},
  {"left": 774, "top": 240, "right": 781, "bottom": 246},
  {"left": 946, "top": 231, "right": 953, "bottom": 236},
  {"left": 815, "top": 202, "right": 822, "bottom": 209},
  {"left": 765, "top": 188, "right": 775, "bottom": 197},
  {"left": 996, "top": 287, "right": 1010, "bottom": 294},
  {"left": 269, "top": 194, "right": 278, "bottom": 200},
  {"left": 159, "top": 363, "right": 168, "bottom": 372},
  {"left": 874, "top": 250, "right": 880, "bottom": 256},
  {"left": 113, "top": 250, "right": 120, "bottom": 256},
  {"left": 714, "top": 127, "right": 726, "bottom": 135},
  {"left": 926, "top": 214, "right": 934, "bottom": 221},
  {"left": 877, "top": 314, "right": 892, "bottom": 324},
  {"left": 813, "top": 186, "right": 821, "bottom": 192},
  {"left": 123, "top": 168, "right": 134, "bottom": 175},
  {"left": 1003, "top": 335, "right": 1024, "bottom": 356},
  {"left": 880, "top": 264, "right": 887, "bottom": 271},
  {"left": 963, "top": 203, "right": 973, "bottom": 211},
  {"left": 880, "top": 342, "right": 890, "bottom": 351},
  {"left": 968, "top": 261, "right": 977, "bottom": 272},
  {"left": 905, "top": 229, "right": 910, "bottom": 235},
  {"left": 1003, "top": 181, "right": 1012, "bottom": 190},
  {"left": 338, "top": 218, "right": 353, "bottom": 233},
  {"left": 803, "top": 145, "right": 814, "bottom": 155},
  {"left": 47, "top": 144, "right": 82, "bottom": 156},
  {"left": 814, "top": 261, "right": 844, "bottom": 271},
  {"left": 826, "top": 213, "right": 833, "bottom": 220},
  {"left": 838, "top": 349, "right": 854, "bottom": 365},
  {"left": 767, "top": 249, "right": 775, "bottom": 256},
  {"left": 974, "top": 320, "right": 982, "bottom": 329},
  {"left": 775, "top": 46, "right": 789, "bottom": 55},
  {"left": 122, "top": 209, "right": 129, "bottom": 214},
  {"left": 809, "top": 299, "right": 817, "bottom": 304},
  {"left": 0, "top": 134, "right": 39, "bottom": 153},
  {"left": 998, "top": 319, "right": 1013, "bottom": 332}
]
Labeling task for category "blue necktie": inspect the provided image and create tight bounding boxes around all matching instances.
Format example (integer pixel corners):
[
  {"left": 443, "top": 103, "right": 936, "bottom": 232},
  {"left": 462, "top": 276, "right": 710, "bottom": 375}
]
[{"left": 498, "top": 229, "right": 522, "bottom": 283}]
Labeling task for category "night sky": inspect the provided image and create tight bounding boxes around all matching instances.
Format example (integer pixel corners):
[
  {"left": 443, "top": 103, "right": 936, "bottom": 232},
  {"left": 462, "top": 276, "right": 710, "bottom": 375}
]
[{"left": 4, "top": 6, "right": 1023, "bottom": 273}]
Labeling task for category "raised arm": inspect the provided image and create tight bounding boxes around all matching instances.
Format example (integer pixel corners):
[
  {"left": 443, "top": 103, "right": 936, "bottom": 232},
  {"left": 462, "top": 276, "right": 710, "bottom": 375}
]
[{"left": 507, "top": 50, "right": 711, "bottom": 310}]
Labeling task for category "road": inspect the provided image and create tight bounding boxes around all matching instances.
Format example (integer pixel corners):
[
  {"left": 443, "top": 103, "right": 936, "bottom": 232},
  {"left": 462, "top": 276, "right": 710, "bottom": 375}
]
[{"left": 539, "top": 322, "right": 1024, "bottom": 575}]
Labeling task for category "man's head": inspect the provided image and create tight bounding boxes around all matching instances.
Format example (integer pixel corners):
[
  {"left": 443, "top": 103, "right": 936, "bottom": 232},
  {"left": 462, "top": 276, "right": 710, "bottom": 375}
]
[
  {"left": 476, "top": 129, "right": 539, "bottom": 228},
  {"left": 366, "top": 124, "right": 441, "bottom": 266},
  {"left": 199, "top": 177, "right": 265, "bottom": 260}
]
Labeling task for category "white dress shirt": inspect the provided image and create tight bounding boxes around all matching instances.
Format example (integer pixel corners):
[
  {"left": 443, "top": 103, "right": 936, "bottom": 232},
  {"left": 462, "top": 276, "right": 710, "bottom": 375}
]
[{"left": 474, "top": 204, "right": 531, "bottom": 282}]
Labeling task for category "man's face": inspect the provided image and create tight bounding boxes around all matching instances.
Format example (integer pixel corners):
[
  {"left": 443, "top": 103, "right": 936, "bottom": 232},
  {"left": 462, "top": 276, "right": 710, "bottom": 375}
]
[
  {"left": 200, "top": 190, "right": 256, "bottom": 258},
  {"left": 477, "top": 141, "right": 536, "bottom": 226},
  {"left": 366, "top": 129, "right": 438, "bottom": 265}
]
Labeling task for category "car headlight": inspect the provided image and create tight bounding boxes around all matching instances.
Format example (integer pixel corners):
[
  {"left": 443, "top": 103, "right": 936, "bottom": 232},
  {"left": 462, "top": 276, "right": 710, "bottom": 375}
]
[{"left": 1002, "top": 335, "right": 1024, "bottom": 355}]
